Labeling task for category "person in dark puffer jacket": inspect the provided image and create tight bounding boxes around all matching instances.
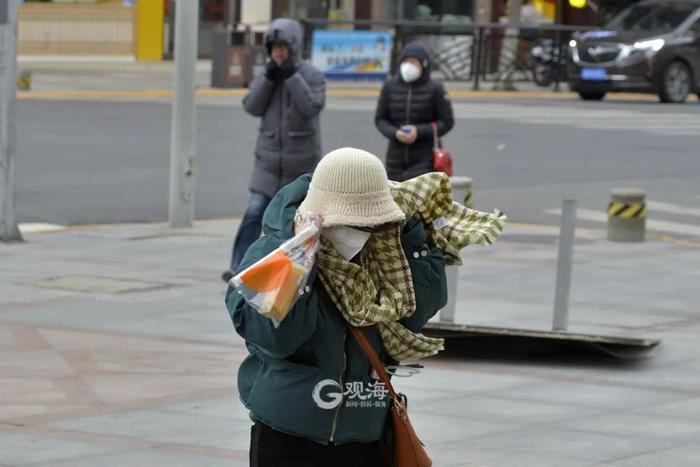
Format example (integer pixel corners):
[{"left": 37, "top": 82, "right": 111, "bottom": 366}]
[{"left": 374, "top": 41, "right": 455, "bottom": 182}]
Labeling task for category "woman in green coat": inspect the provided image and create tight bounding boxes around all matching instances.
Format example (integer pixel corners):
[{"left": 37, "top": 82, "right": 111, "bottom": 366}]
[{"left": 226, "top": 147, "right": 505, "bottom": 466}]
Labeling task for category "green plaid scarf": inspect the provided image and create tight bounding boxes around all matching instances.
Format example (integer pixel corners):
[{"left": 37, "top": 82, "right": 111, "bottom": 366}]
[{"left": 316, "top": 173, "right": 507, "bottom": 361}]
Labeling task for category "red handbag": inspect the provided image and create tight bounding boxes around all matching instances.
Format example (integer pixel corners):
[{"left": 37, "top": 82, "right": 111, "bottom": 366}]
[{"left": 431, "top": 122, "right": 453, "bottom": 176}]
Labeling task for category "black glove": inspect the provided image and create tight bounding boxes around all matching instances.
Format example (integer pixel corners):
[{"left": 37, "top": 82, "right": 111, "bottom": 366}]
[
  {"left": 278, "top": 57, "right": 297, "bottom": 80},
  {"left": 264, "top": 60, "right": 280, "bottom": 82}
]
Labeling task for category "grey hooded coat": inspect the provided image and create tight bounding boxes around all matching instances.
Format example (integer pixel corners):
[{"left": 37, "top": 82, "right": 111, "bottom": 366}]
[{"left": 243, "top": 19, "right": 326, "bottom": 198}]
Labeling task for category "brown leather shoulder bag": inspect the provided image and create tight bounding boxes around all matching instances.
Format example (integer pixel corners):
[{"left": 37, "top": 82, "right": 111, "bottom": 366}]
[{"left": 345, "top": 324, "right": 432, "bottom": 467}]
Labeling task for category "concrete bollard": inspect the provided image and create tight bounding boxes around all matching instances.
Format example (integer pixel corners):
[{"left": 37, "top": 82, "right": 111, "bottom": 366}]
[
  {"left": 464, "top": 183, "right": 474, "bottom": 208},
  {"left": 441, "top": 268, "right": 458, "bottom": 323},
  {"left": 608, "top": 188, "right": 646, "bottom": 242},
  {"left": 440, "top": 176, "right": 474, "bottom": 323},
  {"left": 450, "top": 176, "right": 474, "bottom": 208}
]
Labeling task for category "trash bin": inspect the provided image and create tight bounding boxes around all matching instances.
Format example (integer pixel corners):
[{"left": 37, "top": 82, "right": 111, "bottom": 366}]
[{"left": 211, "top": 25, "right": 255, "bottom": 88}]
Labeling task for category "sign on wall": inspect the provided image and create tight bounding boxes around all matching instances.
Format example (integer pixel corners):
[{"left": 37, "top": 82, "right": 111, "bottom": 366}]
[{"left": 311, "top": 30, "right": 392, "bottom": 80}]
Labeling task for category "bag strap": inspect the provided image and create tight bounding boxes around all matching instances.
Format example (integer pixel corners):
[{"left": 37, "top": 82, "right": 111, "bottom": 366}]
[
  {"left": 431, "top": 121, "right": 441, "bottom": 151},
  {"left": 344, "top": 323, "right": 400, "bottom": 402}
]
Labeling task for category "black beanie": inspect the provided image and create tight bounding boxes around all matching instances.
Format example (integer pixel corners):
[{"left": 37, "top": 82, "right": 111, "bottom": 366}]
[{"left": 398, "top": 42, "right": 431, "bottom": 68}]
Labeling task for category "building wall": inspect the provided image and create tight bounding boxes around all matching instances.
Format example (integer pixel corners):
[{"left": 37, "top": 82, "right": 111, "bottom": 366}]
[
  {"left": 241, "top": 0, "right": 271, "bottom": 24},
  {"left": 18, "top": 3, "right": 133, "bottom": 56}
]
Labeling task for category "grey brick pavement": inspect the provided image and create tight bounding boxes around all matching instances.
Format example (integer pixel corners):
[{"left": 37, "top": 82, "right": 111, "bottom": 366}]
[{"left": 1, "top": 220, "right": 699, "bottom": 466}]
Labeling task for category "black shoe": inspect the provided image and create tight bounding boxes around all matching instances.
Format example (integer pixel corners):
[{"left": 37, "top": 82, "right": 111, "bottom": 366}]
[{"left": 221, "top": 269, "right": 235, "bottom": 283}]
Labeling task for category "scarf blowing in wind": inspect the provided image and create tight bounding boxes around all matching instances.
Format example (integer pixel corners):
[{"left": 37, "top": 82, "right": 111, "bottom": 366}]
[{"left": 315, "top": 173, "right": 507, "bottom": 361}]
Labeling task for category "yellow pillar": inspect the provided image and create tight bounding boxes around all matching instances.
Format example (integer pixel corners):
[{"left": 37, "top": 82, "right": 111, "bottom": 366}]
[
  {"left": 534, "top": 0, "right": 557, "bottom": 21},
  {"left": 134, "top": 0, "right": 165, "bottom": 61}
]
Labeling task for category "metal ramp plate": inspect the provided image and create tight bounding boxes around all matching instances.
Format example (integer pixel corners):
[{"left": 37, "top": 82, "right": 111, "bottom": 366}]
[{"left": 424, "top": 321, "right": 661, "bottom": 359}]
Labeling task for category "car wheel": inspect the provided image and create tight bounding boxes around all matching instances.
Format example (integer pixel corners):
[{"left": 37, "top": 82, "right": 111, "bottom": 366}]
[
  {"left": 578, "top": 92, "right": 606, "bottom": 101},
  {"left": 659, "top": 61, "right": 691, "bottom": 104}
]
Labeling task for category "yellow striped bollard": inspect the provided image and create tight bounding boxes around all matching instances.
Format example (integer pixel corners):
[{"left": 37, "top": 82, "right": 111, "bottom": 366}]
[
  {"left": 16, "top": 71, "right": 31, "bottom": 91},
  {"left": 607, "top": 188, "right": 646, "bottom": 242}
]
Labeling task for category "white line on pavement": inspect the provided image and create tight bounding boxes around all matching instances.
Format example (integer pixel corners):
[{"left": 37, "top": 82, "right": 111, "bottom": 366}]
[
  {"left": 647, "top": 201, "right": 700, "bottom": 218},
  {"left": 18, "top": 223, "right": 66, "bottom": 234},
  {"left": 545, "top": 208, "right": 700, "bottom": 238}
]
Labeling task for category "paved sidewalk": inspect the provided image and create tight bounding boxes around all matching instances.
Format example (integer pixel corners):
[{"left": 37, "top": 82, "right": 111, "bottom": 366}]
[
  {"left": 17, "top": 57, "right": 682, "bottom": 103},
  {"left": 1, "top": 220, "right": 700, "bottom": 466},
  {"left": 16, "top": 58, "right": 543, "bottom": 94}
]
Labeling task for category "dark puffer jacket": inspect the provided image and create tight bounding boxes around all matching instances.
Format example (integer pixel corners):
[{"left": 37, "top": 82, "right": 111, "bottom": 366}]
[{"left": 374, "top": 43, "right": 454, "bottom": 182}]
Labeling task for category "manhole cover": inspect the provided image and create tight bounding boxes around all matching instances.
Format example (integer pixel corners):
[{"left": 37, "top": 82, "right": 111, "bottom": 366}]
[{"left": 34, "top": 275, "right": 172, "bottom": 294}]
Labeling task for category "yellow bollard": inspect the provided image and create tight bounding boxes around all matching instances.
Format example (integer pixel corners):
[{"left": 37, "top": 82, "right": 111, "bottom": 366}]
[
  {"left": 134, "top": 0, "right": 165, "bottom": 61},
  {"left": 608, "top": 188, "right": 646, "bottom": 242},
  {"left": 16, "top": 71, "right": 31, "bottom": 91}
]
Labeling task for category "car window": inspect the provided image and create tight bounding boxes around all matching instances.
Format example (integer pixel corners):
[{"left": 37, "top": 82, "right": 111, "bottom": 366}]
[
  {"left": 688, "top": 19, "right": 700, "bottom": 36},
  {"left": 605, "top": 3, "right": 698, "bottom": 34}
]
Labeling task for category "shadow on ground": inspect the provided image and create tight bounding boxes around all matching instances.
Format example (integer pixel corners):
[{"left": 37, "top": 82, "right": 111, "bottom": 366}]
[{"left": 435, "top": 335, "right": 658, "bottom": 368}]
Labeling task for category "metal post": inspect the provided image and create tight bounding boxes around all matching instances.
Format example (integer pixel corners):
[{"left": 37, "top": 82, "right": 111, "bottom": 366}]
[
  {"left": 479, "top": 27, "right": 488, "bottom": 89},
  {"left": 168, "top": 0, "right": 199, "bottom": 228},
  {"left": 554, "top": 29, "right": 562, "bottom": 92},
  {"left": 472, "top": 26, "right": 483, "bottom": 90},
  {"left": 554, "top": 0, "right": 564, "bottom": 92},
  {"left": 553, "top": 200, "right": 577, "bottom": 331},
  {"left": 0, "top": 0, "right": 22, "bottom": 242}
]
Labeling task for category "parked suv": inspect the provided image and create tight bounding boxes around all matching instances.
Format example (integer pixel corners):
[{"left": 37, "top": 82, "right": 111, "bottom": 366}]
[{"left": 569, "top": 0, "right": 700, "bottom": 103}]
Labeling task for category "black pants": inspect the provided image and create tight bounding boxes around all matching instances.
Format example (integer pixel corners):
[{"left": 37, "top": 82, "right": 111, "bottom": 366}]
[{"left": 250, "top": 421, "right": 385, "bottom": 467}]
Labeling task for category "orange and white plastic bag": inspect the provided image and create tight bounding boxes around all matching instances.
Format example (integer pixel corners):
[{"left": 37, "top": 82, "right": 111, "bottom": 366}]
[{"left": 230, "top": 214, "right": 321, "bottom": 327}]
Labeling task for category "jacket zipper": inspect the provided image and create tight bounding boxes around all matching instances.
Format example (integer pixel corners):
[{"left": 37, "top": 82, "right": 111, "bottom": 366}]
[
  {"left": 329, "top": 327, "right": 347, "bottom": 443},
  {"left": 277, "top": 85, "right": 284, "bottom": 179},
  {"left": 404, "top": 84, "right": 412, "bottom": 169}
]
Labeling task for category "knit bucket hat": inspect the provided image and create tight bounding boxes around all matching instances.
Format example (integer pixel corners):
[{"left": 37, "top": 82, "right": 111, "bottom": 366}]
[{"left": 298, "top": 147, "right": 406, "bottom": 228}]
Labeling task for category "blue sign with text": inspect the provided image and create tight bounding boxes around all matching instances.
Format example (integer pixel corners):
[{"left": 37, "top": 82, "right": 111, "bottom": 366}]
[{"left": 311, "top": 30, "right": 392, "bottom": 80}]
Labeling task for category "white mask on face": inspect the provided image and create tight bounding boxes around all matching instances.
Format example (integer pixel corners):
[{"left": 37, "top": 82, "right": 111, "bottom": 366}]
[
  {"left": 400, "top": 62, "right": 421, "bottom": 83},
  {"left": 322, "top": 226, "right": 371, "bottom": 261}
]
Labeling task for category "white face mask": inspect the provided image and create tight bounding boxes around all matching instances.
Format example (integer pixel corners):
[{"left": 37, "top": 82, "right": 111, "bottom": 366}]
[
  {"left": 400, "top": 62, "right": 422, "bottom": 83},
  {"left": 322, "top": 226, "right": 371, "bottom": 261}
]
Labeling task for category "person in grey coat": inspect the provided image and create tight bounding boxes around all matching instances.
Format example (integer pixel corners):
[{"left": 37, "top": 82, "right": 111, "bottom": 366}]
[{"left": 223, "top": 18, "right": 325, "bottom": 282}]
